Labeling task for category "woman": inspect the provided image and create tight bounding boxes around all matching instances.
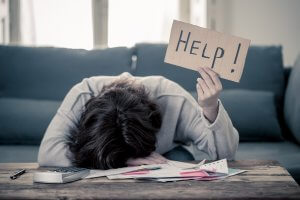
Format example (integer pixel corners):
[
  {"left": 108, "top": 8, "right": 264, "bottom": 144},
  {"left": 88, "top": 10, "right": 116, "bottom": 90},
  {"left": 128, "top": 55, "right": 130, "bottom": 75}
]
[{"left": 38, "top": 67, "right": 239, "bottom": 169}]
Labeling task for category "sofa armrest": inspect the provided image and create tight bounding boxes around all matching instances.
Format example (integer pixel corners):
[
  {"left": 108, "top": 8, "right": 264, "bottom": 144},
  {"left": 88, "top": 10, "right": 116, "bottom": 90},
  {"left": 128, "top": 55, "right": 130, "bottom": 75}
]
[
  {"left": 284, "top": 57, "right": 300, "bottom": 144},
  {"left": 284, "top": 67, "right": 292, "bottom": 89}
]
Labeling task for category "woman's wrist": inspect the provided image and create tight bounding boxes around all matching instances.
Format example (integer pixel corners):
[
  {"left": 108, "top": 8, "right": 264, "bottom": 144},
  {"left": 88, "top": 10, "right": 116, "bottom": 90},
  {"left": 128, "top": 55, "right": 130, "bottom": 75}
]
[{"left": 202, "top": 101, "right": 219, "bottom": 123}]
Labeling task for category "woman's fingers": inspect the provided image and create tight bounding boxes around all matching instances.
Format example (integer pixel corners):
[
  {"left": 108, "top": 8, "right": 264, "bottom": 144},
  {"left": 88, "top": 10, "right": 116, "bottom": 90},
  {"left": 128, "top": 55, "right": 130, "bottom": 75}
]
[
  {"left": 126, "top": 159, "right": 140, "bottom": 166},
  {"left": 126, "top": 152, "right": 167, "bottom": 166},
  {"left": 144, "top": 155, "right": 163, "bottom": 164},
  {"left": 126, "top": 158, "right": 143, "bottom": 166},
  {"left": 126, "top": 158, "right": 154, "bottom": 166},
  {"left": 198, "top": 68, "right": 215, "bottom": 93},
  {"left": 149, "top": 152, "right": 168, "bottom": 163},
  {"left": 197, "top": 77, "right": 210, "bottom": 96},
  {"left": 196, "top": 67, "right": 223, "bottom": 109},
  {"left": 196, "top": 82, "right": 204, "bottom": 100},
  {"left": 203, "top": 67, "right": 222, "bottom": 91}
]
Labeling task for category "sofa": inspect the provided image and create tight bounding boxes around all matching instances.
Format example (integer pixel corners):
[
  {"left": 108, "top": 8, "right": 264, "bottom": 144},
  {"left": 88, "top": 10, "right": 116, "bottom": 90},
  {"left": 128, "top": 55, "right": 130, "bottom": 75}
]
[{"left": 0, "top": 44, "right": 299, "bottom": 184}]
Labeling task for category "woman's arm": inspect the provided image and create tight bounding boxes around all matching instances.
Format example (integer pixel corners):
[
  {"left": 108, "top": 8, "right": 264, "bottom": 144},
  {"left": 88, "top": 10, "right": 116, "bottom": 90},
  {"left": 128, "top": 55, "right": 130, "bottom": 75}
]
[
  {"left": 177, "top": 67, "right": 239, "bottom": 160},
  {"left": 38, "top": 79, "right": 92, "bottom": 167},
  {"left": 37, "top": 110, "right": 75, "bottom": 167}
]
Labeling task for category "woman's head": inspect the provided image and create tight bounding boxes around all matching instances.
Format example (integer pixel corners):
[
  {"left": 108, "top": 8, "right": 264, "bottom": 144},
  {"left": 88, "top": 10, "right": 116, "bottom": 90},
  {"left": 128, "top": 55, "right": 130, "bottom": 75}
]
[{"left": 66, "top": 78, "right": 162, "bottom": 169}]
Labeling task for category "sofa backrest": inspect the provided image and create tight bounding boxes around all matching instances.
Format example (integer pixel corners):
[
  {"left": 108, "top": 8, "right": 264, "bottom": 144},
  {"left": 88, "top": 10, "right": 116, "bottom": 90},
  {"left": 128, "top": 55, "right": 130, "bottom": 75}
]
[
  {"left": 0, "top": 45, "right": 134, "bottom": 145},
  {"left": 133, "top": 43, "right": 199, "bottom": 92},
  {"left": 0, "top": 45, "right": 133, "bottom": 101}
]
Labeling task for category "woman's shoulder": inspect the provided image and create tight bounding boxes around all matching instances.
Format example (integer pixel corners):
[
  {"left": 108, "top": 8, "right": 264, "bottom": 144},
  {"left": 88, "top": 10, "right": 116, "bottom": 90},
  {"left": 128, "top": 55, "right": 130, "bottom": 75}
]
[{"left": 140, "top": 75, "right": 196, "bottom": 103}]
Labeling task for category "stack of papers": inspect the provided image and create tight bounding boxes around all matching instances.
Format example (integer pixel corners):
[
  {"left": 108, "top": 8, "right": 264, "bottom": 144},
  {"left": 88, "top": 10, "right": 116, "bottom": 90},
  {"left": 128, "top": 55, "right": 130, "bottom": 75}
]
[{"left": 85, "top": 159, "right": 246, "bottom": 182}]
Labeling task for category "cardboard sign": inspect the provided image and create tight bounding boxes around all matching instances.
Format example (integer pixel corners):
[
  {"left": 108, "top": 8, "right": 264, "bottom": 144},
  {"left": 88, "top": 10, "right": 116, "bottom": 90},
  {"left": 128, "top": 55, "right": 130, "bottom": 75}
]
[{"left": 164, "top": 20, "right": 251, "bottom": 82}]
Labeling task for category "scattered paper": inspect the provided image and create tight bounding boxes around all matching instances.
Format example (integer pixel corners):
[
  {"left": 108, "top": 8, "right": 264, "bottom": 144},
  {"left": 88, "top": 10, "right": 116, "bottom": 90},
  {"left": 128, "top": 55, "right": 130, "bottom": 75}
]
[
  {"left": 167, "top": 160, "right": 203, "bottom": 169},
  {"left": 86, "top": 160, "right": 204, "bottom": 179},
  {"left": 85, "top": 159, "right": 247, "bottom": 182},
  {"left": 149, "top": 168, "right": 247, "bottom": 183},
  {"left": 85, "top": 164, "right": 165, "bottom": 179},
  {"left": 197, "top": 159, "right": 229, "bottom": 174},
  {"left": 107, "top": 167, "right": 209, "bottom": 180}
]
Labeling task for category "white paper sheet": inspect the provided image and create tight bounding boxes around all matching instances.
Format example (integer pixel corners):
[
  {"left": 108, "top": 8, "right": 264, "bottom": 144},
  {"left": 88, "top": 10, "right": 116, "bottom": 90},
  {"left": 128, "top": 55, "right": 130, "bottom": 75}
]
[
  {"left": 198, "top": 159, "right": 229, "bottom": 174},
  {"left": 167, "top": 160, "right": 200, "bottom": 169},
  {"left": 107, "top": 160, "right": 208, "bottom": 180},
  {"left": 85, "top": 159, "right": 208, "bottom": 179},
  {"left": 85, "top": 164, "right": 167, "bottom": 179},
  {"left": 150, "top": 168, "right": 247, "bottom": 182}
]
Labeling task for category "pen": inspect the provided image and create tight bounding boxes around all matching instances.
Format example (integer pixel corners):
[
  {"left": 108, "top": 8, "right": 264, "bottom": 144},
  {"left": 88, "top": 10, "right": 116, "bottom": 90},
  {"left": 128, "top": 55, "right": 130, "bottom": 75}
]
[
  {"left": 144, "top": 167, "right": 161, "bottom": 170},
  {"left": 10, "top": 169, "right": 26, "bottom": 180}
]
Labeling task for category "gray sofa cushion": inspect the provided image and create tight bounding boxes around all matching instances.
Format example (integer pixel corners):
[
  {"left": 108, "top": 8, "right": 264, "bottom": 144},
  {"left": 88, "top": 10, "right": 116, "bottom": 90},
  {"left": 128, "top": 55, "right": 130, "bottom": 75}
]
[
  {"left": 0, "top": 45, "right": 133, "bottom": 101},
  {"left": 220, "top": 90, "right": 282, "bottom": 141},
  {"left": 0, "top": 97, "right": 60, "bottom": 145},
  {"left": 189, "top": 89, "right": 282, "bottom": 141},
  {"left": 133, "top": 43, "right": 199, "bottom": 92},
  {"left": 221, "top": 46, "right": 285, "bottom": 104},
  {"left": 284, "top": 56, "right": 300, "bottom": 144}
]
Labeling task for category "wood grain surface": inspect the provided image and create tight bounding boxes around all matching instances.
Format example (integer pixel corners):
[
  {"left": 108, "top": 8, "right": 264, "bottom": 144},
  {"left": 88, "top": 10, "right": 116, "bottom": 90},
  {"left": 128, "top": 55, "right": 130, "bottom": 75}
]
[{"left": 0, "top": 160, "right": 299, "bottom": 199}]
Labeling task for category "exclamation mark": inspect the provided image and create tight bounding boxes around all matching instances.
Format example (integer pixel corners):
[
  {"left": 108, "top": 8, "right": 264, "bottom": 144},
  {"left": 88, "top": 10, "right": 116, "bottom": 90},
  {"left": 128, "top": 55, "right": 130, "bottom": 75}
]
[{"left": 231, "top": 43, "right": 241, "bottom": 73}]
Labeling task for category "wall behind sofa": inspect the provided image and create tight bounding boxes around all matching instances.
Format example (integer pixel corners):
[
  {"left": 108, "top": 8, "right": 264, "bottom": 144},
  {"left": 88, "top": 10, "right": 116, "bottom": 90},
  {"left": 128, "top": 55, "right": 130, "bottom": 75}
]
[{"left": 210, "top": 0, "right": 300, "bottom": 67}]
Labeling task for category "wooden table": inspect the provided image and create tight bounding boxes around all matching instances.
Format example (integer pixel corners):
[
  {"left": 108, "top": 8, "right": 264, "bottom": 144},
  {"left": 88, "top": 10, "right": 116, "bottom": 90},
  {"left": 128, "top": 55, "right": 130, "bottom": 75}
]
[{"left": 0, "top": 160, "right": 299, "bottom": 199}]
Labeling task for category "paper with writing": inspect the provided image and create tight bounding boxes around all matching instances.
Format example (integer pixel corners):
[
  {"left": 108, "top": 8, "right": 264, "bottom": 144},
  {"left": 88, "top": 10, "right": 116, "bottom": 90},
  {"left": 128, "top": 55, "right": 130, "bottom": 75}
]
[
  {"left": 86, "top": 160, "right": 204, "bottom": 179},
  {"left": 164, "top": 20, "right": 251, "bottom": 82},
  {"left": 198, "top": 159, "right": 229, "bottom": 174},
  {"left": 85, "top": 164, "right": 165, "bottom": 179}
]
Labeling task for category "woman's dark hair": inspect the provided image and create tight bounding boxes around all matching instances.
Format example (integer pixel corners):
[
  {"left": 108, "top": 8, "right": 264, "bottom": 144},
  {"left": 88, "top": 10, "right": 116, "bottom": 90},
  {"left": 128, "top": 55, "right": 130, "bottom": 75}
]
[{"left": 66, "top": 78, "right": 162, "bottom": 169}]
